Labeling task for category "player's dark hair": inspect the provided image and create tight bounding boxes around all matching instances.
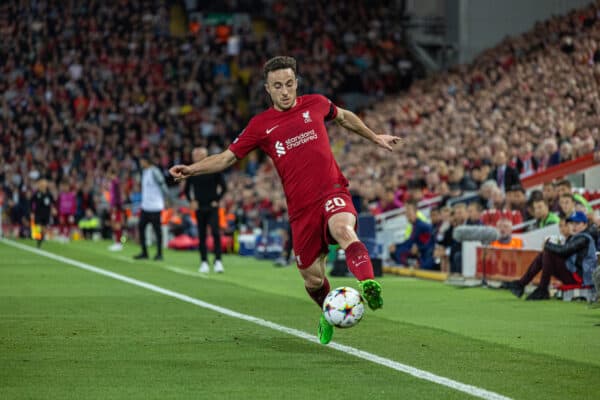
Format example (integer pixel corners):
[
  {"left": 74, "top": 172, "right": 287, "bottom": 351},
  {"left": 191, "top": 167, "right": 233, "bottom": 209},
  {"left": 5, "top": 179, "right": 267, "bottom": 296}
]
[
  {"left": 263, "top": 56, "right": 297, "bottom": 80},
  {"left": 556, "top": 179, "right": 572, "bottom": 189}
]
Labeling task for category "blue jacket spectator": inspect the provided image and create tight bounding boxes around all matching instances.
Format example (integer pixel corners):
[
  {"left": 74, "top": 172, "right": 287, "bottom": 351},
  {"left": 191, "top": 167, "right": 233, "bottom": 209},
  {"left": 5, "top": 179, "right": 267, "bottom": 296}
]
[{"left": 390, "top": 202, "right": 435, "bottom": 270}]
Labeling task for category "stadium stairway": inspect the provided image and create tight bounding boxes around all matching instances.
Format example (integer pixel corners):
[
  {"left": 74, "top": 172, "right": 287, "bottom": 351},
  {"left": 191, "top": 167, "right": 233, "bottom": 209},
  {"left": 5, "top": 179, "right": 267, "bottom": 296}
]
[{"left": 169, "top": 3, "right": 187, "bottom": 37}]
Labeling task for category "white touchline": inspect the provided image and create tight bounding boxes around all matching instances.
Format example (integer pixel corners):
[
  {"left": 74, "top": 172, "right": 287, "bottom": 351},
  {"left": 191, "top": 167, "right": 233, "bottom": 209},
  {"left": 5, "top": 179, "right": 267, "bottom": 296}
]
[{"left": 2, "top": 239, "right": 512, "bottom": 400}]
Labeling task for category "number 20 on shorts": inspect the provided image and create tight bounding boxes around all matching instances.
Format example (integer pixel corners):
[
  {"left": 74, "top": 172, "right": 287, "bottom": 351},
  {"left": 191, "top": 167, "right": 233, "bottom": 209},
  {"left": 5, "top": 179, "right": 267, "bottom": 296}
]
[{"left": 324, "top": 197, "right": 346, "bottom": 212}]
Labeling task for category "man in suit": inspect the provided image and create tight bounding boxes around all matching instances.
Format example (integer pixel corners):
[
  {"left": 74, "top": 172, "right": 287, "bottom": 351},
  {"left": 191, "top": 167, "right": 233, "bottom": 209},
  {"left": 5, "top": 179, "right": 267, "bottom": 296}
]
[{"left": 489, "top": 150, "right": 520, "bottom": 193}]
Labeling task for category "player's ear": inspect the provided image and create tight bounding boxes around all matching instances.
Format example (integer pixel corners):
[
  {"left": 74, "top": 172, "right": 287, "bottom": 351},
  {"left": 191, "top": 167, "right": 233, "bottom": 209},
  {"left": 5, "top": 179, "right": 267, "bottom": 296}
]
[{"left": 264, "top": 82, "right": 271, "bottom": 95}]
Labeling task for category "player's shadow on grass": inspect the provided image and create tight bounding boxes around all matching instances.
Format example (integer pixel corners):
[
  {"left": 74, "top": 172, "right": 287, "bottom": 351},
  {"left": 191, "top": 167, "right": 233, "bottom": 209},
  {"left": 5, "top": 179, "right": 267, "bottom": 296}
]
[{"left": 261, "top": 337, "right": 335, "bottom": 354}]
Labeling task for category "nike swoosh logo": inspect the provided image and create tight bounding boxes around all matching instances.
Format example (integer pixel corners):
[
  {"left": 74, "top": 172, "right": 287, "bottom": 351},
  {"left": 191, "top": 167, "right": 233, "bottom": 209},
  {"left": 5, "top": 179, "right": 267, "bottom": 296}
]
[
  {"left": 355, "top": 260, "right": 367, "bottom": 266},
  {"left": 266, "top": 125, "right": 279, "bottom": 134}
]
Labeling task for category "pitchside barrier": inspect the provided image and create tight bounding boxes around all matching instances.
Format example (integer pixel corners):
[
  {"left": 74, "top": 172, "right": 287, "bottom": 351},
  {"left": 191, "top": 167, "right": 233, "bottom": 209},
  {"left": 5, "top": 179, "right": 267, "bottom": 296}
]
[{"left": 377, "top": 153, "right": 600, "bottom": 280}]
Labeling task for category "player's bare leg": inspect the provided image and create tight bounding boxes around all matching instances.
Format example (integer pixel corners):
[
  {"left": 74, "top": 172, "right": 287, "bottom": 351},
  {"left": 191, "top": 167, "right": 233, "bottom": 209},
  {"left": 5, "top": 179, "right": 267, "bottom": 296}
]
[
  {"left": 109, "top": 220, "right": 123, "bottom": 251},
  {"left": 328, "top": 212, "right": 383, "bottom": 310},
  {"left": 299, "top": 255, "right": 334, "bottom": 344}
]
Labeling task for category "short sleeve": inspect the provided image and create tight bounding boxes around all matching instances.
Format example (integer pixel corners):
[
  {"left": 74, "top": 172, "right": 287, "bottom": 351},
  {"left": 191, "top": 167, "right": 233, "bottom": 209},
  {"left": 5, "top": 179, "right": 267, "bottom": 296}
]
[
  {"left": 229, "top": 120, "right": 261, "bottom": 160},
  {"left": 320, "top": 95, "right": 338, "bottom": 121}
]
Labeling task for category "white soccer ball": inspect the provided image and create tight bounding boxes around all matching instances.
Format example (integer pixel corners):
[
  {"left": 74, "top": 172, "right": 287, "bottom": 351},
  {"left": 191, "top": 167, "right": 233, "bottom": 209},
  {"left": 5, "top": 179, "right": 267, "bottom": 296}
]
[{"left": 322, "top": 287, "right": 365, "bottom": 328}]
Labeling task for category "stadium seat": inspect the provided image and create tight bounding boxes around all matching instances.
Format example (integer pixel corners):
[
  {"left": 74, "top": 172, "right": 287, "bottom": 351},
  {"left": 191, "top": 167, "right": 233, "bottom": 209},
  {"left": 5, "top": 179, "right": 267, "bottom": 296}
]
[{"left": 554, "top": 271, "right": 597, "bottom": 302}]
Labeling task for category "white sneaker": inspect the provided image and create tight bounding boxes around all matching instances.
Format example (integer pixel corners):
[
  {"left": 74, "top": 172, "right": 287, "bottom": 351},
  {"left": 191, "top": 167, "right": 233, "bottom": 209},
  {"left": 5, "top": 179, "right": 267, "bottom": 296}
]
[
  {"left": 213, "top": 260, "right": 224, "bottom": 274},
  {"left": 108, "top": 243, "right": 123, "bottom": 251},
  {"left": 199, "top": 261, "right": 210, "bottom": 273}
]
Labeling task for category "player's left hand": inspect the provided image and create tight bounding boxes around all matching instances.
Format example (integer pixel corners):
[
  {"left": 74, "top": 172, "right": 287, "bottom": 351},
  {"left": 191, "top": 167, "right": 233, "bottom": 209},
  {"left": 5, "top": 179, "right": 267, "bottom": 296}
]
[{"left": 374, "top": 134, "right": 402, "bottom": 151}]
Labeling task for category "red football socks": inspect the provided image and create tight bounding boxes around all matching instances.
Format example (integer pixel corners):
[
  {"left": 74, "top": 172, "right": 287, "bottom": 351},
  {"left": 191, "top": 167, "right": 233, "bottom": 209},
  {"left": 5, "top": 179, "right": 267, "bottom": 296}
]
[
  {"left": 115, "top": 229, "right": 122, "bottom": 243},
  {"left": 305, "top": 276, "right": 331, "bottom": 308},
  {"left": 345, "top": 241, "right": 374, "bottom": 281}
]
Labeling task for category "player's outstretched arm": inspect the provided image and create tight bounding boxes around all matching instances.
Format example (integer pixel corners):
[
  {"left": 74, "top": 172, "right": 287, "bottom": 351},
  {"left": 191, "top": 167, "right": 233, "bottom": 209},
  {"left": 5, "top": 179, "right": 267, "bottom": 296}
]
[
  {"left": 169, "top": 149, "right": 237, "bottom": 181},
  {"left": 334, "top": 107, "right": 401, "bottom": 151}
]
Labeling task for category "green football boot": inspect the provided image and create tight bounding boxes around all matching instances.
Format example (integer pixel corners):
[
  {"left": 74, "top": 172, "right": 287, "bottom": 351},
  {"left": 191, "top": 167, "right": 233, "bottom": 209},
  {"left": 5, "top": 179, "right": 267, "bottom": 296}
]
[
  {"left": 317, "top": 314, "right": 334, "bottom": 345},
  {"left": 359, "top": 279, "right": 383, "bottom": 310}
]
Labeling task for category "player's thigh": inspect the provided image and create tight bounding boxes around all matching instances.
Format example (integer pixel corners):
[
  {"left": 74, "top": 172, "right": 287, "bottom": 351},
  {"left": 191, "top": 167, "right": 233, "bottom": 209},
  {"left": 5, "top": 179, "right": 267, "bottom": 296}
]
[
  {"left": 327, "top": 212, "right": 358, "bottom": 244},
  {"left": 298, "top": 254, "right": 327, "bottom": 289},
  {"left": 290, "top": 208, "right": 327, "bottom": 270},
  {"left": 322, "top": 193, "right": 358, "bottom": 247}
]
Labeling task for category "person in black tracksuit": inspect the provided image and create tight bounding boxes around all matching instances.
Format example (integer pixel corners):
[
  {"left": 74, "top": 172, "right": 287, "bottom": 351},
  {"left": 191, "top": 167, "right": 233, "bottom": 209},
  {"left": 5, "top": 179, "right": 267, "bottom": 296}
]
[
  {"left": 30, "top": 179, "right": 54, "bottom": 248},
  {"left": 184, "top": 147, "right": 227, "bottom": 273}
]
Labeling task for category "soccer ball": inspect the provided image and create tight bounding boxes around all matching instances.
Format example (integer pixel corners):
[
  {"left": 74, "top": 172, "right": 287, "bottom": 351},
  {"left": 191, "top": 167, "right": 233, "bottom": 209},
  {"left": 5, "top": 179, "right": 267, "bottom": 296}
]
[{"left": 322, "top": 287, "right": 365, "bottom": 328}]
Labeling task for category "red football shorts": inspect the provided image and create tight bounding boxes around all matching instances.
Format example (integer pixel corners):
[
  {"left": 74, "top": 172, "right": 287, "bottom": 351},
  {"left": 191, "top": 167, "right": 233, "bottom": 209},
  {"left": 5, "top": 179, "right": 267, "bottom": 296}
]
[{"left": 290, "top": 191, "right": 357, "bottom": 269}]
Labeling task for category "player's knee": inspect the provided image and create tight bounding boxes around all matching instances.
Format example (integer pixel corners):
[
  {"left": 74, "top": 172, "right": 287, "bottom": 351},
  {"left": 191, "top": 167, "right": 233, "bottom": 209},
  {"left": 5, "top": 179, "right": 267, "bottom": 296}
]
[
  {"left": 331, "top": 223, "right": 355, "bottom": 242},
  {"left": 304, "top": 274, "right": 324, "bottom": 289}
]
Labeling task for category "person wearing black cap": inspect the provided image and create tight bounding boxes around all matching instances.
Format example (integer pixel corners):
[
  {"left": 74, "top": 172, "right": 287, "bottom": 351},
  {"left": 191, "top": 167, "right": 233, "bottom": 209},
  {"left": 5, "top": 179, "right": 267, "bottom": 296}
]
[
  {"left": 507, "top": 211, "right": 598, "bottom": 300},
  {"left": 133, "top": 153, "right": 170, "bottom": 261}
]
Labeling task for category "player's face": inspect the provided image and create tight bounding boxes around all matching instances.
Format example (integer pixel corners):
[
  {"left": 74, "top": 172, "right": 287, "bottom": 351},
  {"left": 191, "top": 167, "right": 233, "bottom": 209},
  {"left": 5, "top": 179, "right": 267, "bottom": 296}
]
[{"left": 265, "top": 68, "right": 298, "bottom": 111}]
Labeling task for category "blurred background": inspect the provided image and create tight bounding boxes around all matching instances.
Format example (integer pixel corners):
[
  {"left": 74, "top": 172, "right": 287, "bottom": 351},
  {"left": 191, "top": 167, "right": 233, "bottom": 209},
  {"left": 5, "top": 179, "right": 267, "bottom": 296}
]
[{"left": 2, "top": 0, "right": 600, "bottom": 283}]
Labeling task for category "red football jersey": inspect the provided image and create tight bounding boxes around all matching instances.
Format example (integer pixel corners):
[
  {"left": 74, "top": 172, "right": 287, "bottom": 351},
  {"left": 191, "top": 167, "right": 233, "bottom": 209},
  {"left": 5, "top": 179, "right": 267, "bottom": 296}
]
[{"left": 229, "top": 94, "right": 349, "bottom": 220}]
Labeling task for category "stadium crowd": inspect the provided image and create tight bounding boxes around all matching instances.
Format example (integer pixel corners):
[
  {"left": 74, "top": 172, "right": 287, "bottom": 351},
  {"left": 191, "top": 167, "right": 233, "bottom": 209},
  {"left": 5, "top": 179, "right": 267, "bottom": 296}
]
[{"left": 1, "top": 0, "right": 599, "bottom": 264}]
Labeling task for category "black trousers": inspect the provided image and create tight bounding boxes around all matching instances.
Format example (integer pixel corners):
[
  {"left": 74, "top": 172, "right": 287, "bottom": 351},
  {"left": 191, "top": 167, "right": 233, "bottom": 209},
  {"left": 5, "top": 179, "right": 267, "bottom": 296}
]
[
  {"left": 518, "top": 250, "right": 578, "bottom": 288},
  {"left": 196, "top": 208, "right": 221, "bottom": 262},
  {"left": 139, "top": 210, "right": 162, "bottom": 256}
]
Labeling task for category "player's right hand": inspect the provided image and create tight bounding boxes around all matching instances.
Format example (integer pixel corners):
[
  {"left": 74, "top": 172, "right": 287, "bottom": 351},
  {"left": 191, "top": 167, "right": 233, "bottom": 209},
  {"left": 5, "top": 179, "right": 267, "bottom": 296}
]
[{"left": 169, "top": 165, "right": 193, "bottom": 181}]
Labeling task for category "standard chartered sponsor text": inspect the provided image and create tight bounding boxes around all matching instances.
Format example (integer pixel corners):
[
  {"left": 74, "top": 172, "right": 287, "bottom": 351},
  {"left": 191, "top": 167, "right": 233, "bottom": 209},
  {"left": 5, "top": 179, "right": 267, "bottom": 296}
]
[{"left": 285, "top": 129, "right": 317, "bottom": 149}]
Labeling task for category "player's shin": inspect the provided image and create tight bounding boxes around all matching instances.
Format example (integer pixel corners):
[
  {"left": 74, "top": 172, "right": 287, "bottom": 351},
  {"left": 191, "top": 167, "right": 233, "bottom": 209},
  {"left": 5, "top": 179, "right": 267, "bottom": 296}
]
[
  {"left": 344, "top": 241, "right": 374, "bottom": 281},
  {"left": 305, "top": 276, "right": 331, "bottom": 308}
]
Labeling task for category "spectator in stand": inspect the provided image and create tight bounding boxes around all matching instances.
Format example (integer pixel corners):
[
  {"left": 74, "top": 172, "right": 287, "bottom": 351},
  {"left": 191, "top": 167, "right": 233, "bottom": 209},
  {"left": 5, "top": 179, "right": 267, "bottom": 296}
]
[
  {"left": 507, "top": 211, "right": 598, "bottom": 300},
  {"left": 78, "top": 208, "right": 100, "bottom": 240},
  {"left": 554, "top": 215, "right": 572, "bottom": 245},
  {"left": 558, "top": 192, "right": 581, "bottom": 218},
  {"left": 506, "top": 185, "right": 530, "bottom": 221},
  {"left": 480, "top": 186, "right": 521, "bottom": 226},
  {"left": 467, "top": 202, "right": 483, "bottom": 225},
  {"left": 490, "top": 218, "right": 523, "bottom": 249},
  {"left": 439, "top": 203, "right": 468, "bottom": 274},
  {"left": 489, "top": 151, "right": 521, "bottom": 193},
  {"left": 377, "top": 190, "right": 400, "bottom": 214},
  {"left": 543, "top": 181, "right": 560, "bottom": 213},
  {"left": 389, "top": 201, "right": 435, "bottom": 270},
  {"left": 543, "top": 139, "right": 561, "bottom": 168},
  {"left": 530, "top": 197, "right": 560, "bottom": 231},
  {"left": 477, "top": 180, "right": 499, "bottom": 210},
  {"left": 555, "top": 179, "right": 592, "bottom": 213},
  {"left": 516, "top": 142, "right": 538, "bottom": 177}
]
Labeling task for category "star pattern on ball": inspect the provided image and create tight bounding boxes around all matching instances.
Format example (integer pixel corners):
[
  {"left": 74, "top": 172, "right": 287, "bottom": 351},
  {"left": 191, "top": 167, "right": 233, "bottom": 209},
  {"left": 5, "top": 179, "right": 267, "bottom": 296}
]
[
  {"left": 341, "top": 304, "right": 354, "bottom": 320},
  {"left": 324, "top": 303, "right": 334, "bottom": 315}
]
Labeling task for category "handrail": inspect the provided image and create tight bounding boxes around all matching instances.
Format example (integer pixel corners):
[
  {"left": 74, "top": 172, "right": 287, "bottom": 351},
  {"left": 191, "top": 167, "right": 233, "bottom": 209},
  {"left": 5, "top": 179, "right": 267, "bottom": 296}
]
[
  {"left": 521, "top": 153, "right": 599, "bottom": 189},
  {"left": 374, "top": 195, "right": 443, "bottom": 223}
]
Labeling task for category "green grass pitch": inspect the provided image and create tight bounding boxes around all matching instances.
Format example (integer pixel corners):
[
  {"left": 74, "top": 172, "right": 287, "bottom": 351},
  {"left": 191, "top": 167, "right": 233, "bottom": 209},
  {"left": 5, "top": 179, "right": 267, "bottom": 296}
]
[{"left": 1, "top": 239, "right": 599, "bottom": 399}]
